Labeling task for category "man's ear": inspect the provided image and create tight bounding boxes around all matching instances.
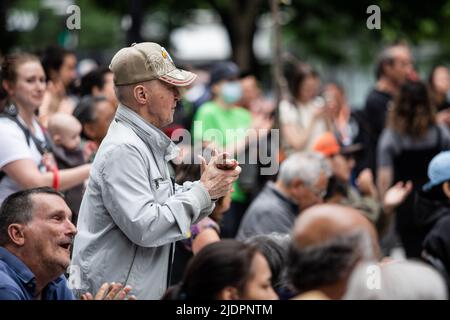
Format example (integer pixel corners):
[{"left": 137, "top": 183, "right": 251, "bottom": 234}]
[
  {"left": 443, "top": 181, "right": 450, "bottom": 199},
  {"left": 7, "top": 224, "right": 26, "bottom": 246},
  {"left": 216, "top": 286, "right": 239, "bottom": 300},
  {"left": 133, "top": 85, "right": 148, "bottom": 105}
]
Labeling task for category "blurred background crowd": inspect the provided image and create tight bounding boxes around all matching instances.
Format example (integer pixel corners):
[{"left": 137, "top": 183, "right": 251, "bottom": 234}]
[{"left": 2, "top": 0, "right": 450, "bottom": 300}]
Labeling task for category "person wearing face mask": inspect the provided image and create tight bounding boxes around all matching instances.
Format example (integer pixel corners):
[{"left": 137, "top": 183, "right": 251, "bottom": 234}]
[{"left": 193, "top": 62, "right": 273, "bottom": 238}]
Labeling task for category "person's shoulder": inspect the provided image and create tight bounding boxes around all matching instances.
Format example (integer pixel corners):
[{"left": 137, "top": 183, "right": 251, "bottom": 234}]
[
  {"left": 0, "top": 117, "right": 24, "bottom": 137},
  {"left": 0, "top": 285, "right": 24, "bottom": 300},
  {"left": 365, "top": 88, "right": 391, "bottom": 107},
  {"left": 98, "top": 142, "right": 147, "bottom": 165},
  {"left": 50, "top": 275, "right": 75, "bottom": 300},
  {"left": 378, "top": 128, "right": 399, "bottom": 150},
  {"left": 0, "top": 264, "right": 25, "bottom": 299},
  {"left": 100, "top": 122, "right": 146, "bottom": 152},
  {"left": 279, "top": 99, "right": 296, "bottom": 111},
  {"left": 437, "top": 124, "right": 450, "bottom": 139},
  {"left": 232, "top": 106, "right": 251, "bottom": 117},
  {"left": 379, "top": 127, "right": 396, "bottom": 140},
  {"left": 196, "top": 101, "right": 219, "bottom": 114},
  {"left": 246, "top": 192, "right": 279, "bottom": 216}
]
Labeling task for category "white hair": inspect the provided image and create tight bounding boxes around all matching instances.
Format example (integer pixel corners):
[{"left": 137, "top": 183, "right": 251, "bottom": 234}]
[
  {"left": 344, "top": 260, "right": 448, "bottom": 300},
  {"left": 278, "top": 151, "right": 332, "bottom": 187}
]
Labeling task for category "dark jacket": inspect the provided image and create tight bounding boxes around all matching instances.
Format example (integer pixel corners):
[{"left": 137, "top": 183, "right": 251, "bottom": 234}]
[
  {"left": 422, "top": 214, "right": 450, "bottom": 288},
  {"left": 414, "top": 190, "right": 450, "bottom": 231},
  {"left": 52, "top": 145, "right": 85, "bottom": 223}
]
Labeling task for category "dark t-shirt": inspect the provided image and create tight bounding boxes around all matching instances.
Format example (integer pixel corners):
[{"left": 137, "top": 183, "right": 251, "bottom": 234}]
[
  {"left": 437, "top": 99, "right": 450, "bottom": 112},
  {"left": 361, "top": 88, "right": 393, "bottom": 176}
]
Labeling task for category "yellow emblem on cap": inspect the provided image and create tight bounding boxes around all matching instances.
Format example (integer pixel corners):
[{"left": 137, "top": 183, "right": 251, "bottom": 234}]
[{"left": 162, "top": 49, "right": 168, "bottom": 59}]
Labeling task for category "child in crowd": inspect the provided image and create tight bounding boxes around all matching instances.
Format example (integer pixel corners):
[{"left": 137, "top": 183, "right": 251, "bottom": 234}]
[{"left": 47, "top": 113, "right": 86, "bottom": 223}]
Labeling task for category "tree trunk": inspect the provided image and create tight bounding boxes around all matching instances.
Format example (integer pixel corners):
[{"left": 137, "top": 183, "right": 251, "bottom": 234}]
[
  {"left": 0, "top": 0, "right": 15, "bottom": 54},
  {"left": 209, "top": 0, "right": 262, "bottom": 76},
  {"left": 126, "top": 0, "right": 143, "bottom": 45}
]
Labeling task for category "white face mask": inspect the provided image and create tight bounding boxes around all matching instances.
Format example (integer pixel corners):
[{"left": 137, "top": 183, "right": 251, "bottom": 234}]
[{"left": 221, "top": 81, "right": 242, "bottom": 104}]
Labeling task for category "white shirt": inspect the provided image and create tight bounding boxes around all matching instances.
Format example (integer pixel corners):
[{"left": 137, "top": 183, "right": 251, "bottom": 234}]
[
  {"left": 0, "top": 116, "right": 46, "bottom": 204},
  {"left": 279, "top": 98, "right": 328, "bottom": 154}
]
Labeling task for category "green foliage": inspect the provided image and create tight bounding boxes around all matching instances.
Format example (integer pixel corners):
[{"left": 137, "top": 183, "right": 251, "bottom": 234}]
[
  {"left": 6, "top": 0, "right": 121, "bottom": 52},
  {"left": 5, "top": 0, "right": 450, "bottom": 68}
]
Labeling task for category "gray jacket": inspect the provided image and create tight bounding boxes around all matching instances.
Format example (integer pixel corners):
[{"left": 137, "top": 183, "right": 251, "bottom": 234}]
[
  {"left": 70, "top": 104, "right": 214, "bottom": 299},
  {"left": 236, "top": 181, "right": 299, "bottom": 240}
]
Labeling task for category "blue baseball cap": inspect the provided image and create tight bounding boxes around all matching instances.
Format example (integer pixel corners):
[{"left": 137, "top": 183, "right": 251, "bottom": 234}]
[{"left": 423, "top": 151, "right": 450, "bottom": 191}]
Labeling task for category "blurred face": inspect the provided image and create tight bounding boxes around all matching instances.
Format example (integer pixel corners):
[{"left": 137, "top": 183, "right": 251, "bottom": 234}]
[
  {"left": 432, "top": 66, "right": 450, "bottom": 95},
  {"left": 386, "top": 47, "right": 413, "bottom": 85},
  {"left": 90, "top": 100, "right": 115, "bottom": 144},
  {"left": 299, "top": 75, "right": 320, "bottom": 103},
  {"left": 330, "top": 154, "right": 355, "bottom": 182},
  {"left": 58, "top": 122, "right": 82, "bottom": 151},
  {"left": 101, "top": 72, "right": 118, "bottom": 108},
  {"left": 144, "top": 80, "right": 181, "bottom": 128},
  {"left": 22, "top": 194, "right": 77, "bottom": 275},
  {"left": 240, "top": 253, "right": 278, "bottom": 300},
  {"left": 324, "top": 84, "right": 344, "bottom": 115},
  {"left": 292, "top": 172, "right": 328, "bottom": 210},
  {"left": 59, "top": 54, "right": 77, "bottom": 88},
  {"left": 6, "top": 61, "right": 46, "bottom": 112},
  {"left": 240, "top": 76, "right": 261, "bottom": 107}
]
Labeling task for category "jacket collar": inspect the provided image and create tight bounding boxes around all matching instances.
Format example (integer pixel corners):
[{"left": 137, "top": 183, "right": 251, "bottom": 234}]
[
  {"left": 0, "top": 247, "right": 35, "bottom": 284},
  {"left": 0, "top": 247, "right": 68, "bottom": 298},
  {"left": 266, "top": 181, "right": 300, "bottom": 214},
  {"left": 115, "top": 103, "right": 179, "bottom": 162}
]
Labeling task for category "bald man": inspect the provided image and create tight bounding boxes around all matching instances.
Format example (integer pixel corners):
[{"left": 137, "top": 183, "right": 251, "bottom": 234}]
[{"left": 287, "top": 204, "right": 380, "bottom": 300}]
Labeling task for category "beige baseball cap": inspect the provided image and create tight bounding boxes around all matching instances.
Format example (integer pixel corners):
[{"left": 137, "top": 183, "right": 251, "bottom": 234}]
[{"left": 109, "top": 42, "right": 197, "bottom": 86}]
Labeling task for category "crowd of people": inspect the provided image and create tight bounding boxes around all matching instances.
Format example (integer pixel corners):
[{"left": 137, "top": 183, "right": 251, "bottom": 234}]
[{"left": 0, "top": 41, "right": 450, "bottom": 300}]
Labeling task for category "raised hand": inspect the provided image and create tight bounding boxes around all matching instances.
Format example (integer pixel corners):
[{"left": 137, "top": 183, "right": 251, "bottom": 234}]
[
  {"left": 80, "top": 282, "right": 136, "bottom": 300},
  {"left": 199, "top": 150, "right": 241, "bottom": 200},
  {"left": 383, "top": 181, "right": 413, "bottom": 212}
]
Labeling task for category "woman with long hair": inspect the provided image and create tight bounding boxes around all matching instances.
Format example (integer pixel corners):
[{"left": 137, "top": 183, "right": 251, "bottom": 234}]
[
  {"left": 377, "top": 80, "right": 450, "bottom": 257},
  {"left": 163, "top": 240, "right": 278, "bottom": 300}
]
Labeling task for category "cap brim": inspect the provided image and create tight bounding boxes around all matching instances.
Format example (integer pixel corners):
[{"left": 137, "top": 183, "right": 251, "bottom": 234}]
[
  {"left": 422, "top": 181, "right": 435, "bottom": 192},
  {"left": 160, "top": 68, "right": 197, "bottom": 87}
]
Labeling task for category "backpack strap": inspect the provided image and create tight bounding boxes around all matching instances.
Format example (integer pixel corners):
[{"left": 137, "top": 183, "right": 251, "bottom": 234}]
[{"left": 0, "top": 106, "right": 53, "bottom": 183}]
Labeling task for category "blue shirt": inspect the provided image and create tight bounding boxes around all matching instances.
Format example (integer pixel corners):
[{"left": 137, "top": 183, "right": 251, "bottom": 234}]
[{"left": 0, "top": 247, "right": 75, "bottom": 300}]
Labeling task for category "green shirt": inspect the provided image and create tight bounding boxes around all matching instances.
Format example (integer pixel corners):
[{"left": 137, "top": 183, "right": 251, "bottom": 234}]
[{"left": 193, "top": 101, "right": 252, "bottom": 203}]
